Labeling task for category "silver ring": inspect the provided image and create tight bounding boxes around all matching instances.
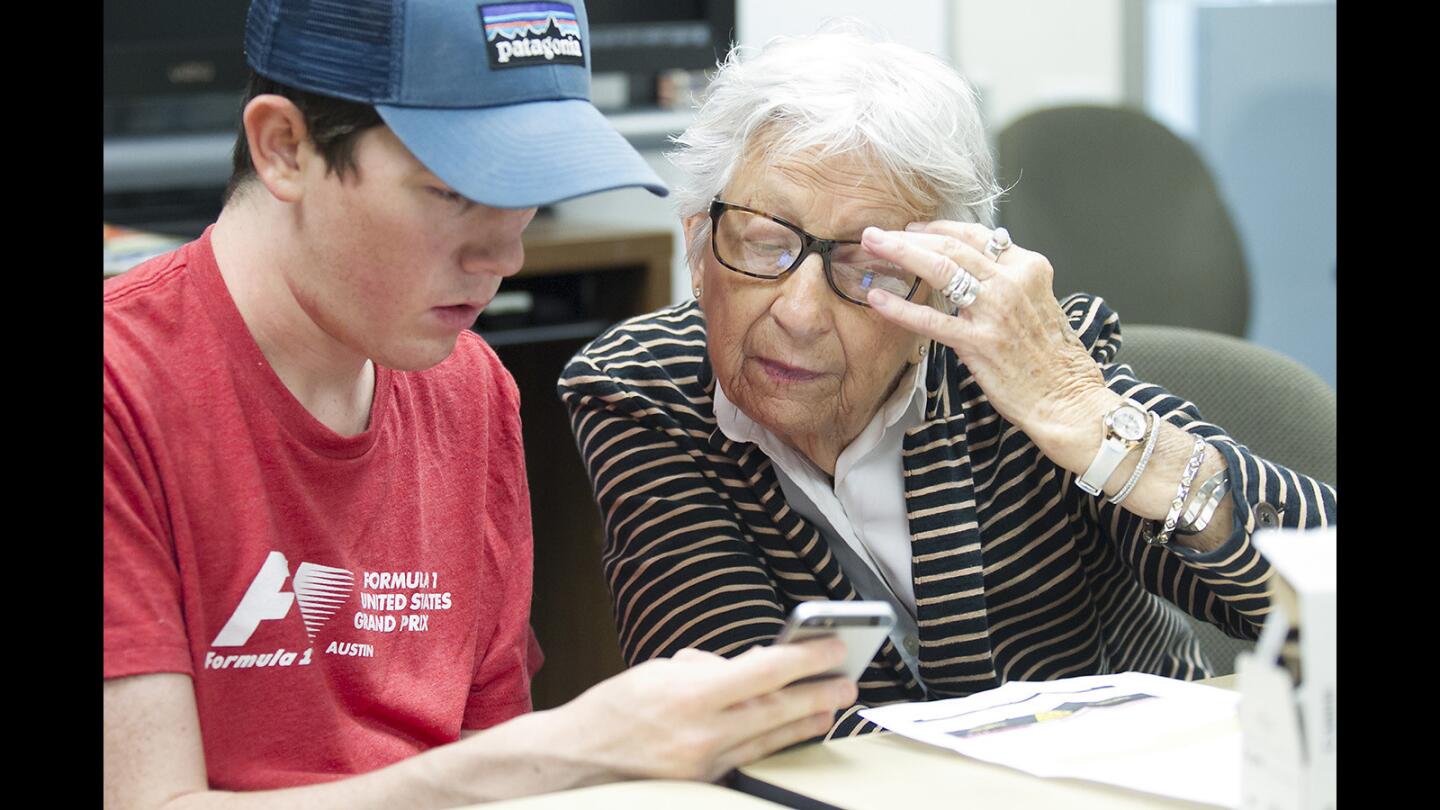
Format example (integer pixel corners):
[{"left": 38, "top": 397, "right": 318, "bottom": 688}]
[
  {"left": 940, "top": 265, "right": 966, "bottom": 297},
  {"left": 985, "top": 226, "right": 1012, "bottom": 260},
  {"left": 943, "top": 267, "right": 981, "bottom": 309}
]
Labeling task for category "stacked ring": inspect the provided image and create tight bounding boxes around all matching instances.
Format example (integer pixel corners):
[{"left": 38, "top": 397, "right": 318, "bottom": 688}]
[{"left": 942, "top": 267, "right": 981, "bottom": 309}]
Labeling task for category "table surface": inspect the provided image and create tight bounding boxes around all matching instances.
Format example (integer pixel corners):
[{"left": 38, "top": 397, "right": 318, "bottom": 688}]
[
  {"left": 469, "top": 780, "right": 787, "bottom": 809},
  {"left": 476, "top": 675, "right": 1239, "bottom": 809},
  {"left": 735, "top": 673, "right": 1238, "bottom": 810}
]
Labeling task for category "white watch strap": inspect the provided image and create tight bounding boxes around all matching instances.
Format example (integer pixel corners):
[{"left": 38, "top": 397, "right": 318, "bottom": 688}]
[{"left": 1077, "top": 436, "right": 1128, "bottom": 495}]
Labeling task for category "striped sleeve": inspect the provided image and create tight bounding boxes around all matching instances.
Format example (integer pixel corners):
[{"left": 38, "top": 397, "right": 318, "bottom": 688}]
[
  {"left": 557, "top": 320, "right": 789, "bottom": 665},
  {"left": 1064, "top": 295, "right": 1338, "bottom": 640},
  {"left": 558, "top": 315, "right": 888, "bottom": 738}
]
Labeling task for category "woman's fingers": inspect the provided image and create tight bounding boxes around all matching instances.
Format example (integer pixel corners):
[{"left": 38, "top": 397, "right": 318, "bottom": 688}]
[
  {"left": 904, "top": 220, "right": 1006, "bottom": 260},
  {"left": 867, "top": 287, "right": 973, "bottom": 344},
  {"left": 861, "top": 226, "right": 998, "bottom": 291},
  {"left": 861, "top": 220, "right": 1065, "bottom": 390},
  {"left": 883, "top": 221, "right": 1037, "bottom": 278},
  {"left": 905, "top": 219, "right": 988, "bottom": 237}
]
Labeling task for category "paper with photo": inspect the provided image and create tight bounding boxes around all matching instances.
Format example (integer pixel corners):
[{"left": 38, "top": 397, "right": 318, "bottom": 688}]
[{"left": 859, "top": 672, "right": 1240, "bottom": 808}]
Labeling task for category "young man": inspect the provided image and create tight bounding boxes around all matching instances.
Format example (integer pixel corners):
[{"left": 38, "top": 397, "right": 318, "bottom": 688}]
[{"left": 103, "top": 1, "right": 855, "bottom": 806}]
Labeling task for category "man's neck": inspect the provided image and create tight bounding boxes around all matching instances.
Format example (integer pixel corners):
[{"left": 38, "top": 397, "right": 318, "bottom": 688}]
[{"left": 210, "top": 198, "right": 377, "bottom": 437}]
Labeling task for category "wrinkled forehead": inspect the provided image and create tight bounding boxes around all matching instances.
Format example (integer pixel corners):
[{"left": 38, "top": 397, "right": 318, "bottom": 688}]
[{"left": 723, "top": 135, "right": 935, "bottom": 238}]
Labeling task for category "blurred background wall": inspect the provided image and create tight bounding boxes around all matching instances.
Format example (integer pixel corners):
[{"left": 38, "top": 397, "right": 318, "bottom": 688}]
[
  {"left": 557, "top": 0, "right": 1337, "bottom": 387},
  {"left": 104, "top": 0, "right": 1336, "bottom": 386},
  {"left": 103, "top": 0, "right": 1336, "bottom": 708}
]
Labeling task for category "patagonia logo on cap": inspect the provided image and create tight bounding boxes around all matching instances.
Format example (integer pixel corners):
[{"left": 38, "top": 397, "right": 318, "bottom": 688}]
[{"left": 479, "top": 2, "right": 586, "bottom": 69}]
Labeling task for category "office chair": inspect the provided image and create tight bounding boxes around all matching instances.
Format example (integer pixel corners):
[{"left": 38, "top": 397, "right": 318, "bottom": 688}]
[
  {"left": 996, "top": 105, "right": 1250, "bottom": 337},
  {"left": 1116, "top": 323, "right": 1336, "bottom": 674}
]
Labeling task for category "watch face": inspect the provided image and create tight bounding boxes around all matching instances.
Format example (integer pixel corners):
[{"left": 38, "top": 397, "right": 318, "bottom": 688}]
[{"left": 1110, "top": 406, "right": 1147, "bottom": 441}]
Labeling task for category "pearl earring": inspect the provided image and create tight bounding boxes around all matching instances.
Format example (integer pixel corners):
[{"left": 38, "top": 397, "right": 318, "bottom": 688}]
[{"left": 693, "top": 284, "right": 703, "bottom": 300}]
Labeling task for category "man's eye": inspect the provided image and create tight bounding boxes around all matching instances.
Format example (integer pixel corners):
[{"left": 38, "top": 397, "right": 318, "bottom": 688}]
[{"left": 430, "top": 187, "right": 467, "bottom": 204}]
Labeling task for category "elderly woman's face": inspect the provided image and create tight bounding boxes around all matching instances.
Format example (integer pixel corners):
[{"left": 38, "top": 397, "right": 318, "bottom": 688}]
[{"left": 693, "top": 148, "right": 928, "bottom": 463}]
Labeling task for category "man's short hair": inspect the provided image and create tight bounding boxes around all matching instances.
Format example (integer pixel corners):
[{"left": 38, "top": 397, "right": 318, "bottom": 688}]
[{"left": 224, "top": 71, "right": 384, "bottom": 204}]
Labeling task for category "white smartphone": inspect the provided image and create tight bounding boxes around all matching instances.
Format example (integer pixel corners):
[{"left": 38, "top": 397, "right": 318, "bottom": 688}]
[{"left": 774, "top": 600, "right": 897, "bottom": 683}]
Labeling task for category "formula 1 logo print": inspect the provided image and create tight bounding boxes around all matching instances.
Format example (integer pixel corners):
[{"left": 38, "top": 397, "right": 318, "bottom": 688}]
[
  {"left": 292, "top": 562, "right": 356, "bottom": 640},
  {"left": 212, "top": 551, "right": 354, "bottom": 646}
]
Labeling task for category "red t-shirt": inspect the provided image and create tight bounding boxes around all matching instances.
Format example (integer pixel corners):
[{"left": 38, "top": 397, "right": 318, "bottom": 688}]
[{"left": 103, "top": 228, "right": 542, "bottom": 790}]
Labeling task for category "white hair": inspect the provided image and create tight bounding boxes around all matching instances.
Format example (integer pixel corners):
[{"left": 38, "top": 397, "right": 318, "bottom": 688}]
[{"left": 669, "top": 21, "right": 1002, "bottom": 272}]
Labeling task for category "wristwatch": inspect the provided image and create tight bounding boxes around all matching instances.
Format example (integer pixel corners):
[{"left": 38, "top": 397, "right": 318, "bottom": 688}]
[{"left": 1076, "top": 401, "right": 1150, "bottom": 496}]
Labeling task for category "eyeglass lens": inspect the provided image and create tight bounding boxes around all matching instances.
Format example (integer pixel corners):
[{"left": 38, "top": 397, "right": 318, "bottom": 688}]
[{"left": 714, "top": 208, "right": 917, "bottom": 301}]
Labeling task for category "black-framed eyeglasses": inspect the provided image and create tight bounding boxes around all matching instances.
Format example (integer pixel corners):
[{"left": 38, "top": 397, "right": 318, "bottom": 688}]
[{"left": 708, "top": 199, "right": 922, "bottom": 308}]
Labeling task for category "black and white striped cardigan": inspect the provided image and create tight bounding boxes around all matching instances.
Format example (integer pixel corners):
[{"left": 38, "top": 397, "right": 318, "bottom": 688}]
[{"left": 557, "top": 295, "right": 1337, "bottom": 737}]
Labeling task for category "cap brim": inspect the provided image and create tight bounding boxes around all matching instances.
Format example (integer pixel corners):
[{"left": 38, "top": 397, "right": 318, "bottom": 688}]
[{"left": 377, "top": 99, "right": 669, "bottom": 209}]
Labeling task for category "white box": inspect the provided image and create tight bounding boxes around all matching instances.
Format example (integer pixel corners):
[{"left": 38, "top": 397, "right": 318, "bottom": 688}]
[{"left": 1237, "top": 527, "right": 1336, "bottom": 810}]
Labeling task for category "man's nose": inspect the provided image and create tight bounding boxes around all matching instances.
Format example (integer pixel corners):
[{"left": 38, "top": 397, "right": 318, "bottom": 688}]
[{"left": 460, "top": 207, "right": 537, "bottom": 277}]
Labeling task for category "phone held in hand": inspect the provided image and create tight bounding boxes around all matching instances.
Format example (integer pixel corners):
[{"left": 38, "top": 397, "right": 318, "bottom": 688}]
[{"left": 774, "top": 600, "right": 897, "bottom": 683}]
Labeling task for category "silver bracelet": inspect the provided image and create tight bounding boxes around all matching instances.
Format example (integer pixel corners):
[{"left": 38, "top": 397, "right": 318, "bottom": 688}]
[
  {"left": 1176, "top": 469, "right": 1230, "bottom": 535},
  {"left": 1143, "top": 437, "right": 1208, "bottom": 547},
  {"left": 1108, "top": 410, "right": 1159, "bottom": 506}
]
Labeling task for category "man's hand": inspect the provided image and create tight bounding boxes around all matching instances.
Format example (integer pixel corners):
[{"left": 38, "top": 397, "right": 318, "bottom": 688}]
[
  {"left": 103, "top": 638, "right": 856, "bottom": 808},
  {"left": 542, "top": 637, "right": 857, "bottom": 783}
]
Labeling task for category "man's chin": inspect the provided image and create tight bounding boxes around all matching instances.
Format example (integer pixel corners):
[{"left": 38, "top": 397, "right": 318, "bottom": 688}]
[{"left": 374, "top": 335, "right": 462, "bottom": 372}]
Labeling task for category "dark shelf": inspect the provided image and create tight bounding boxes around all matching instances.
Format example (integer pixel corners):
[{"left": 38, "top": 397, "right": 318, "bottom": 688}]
[{"left": 474, "top": 319, "right": 611, "bottom": 348}]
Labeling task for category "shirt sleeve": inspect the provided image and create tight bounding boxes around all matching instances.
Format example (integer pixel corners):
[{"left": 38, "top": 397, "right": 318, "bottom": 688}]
[
  {"left": 560, "top": 338, "right": 892, "bottom": 740},
  {"left": 104, "top": 382, "right": 194, "bottom": 679},
  {"left": 463, "top": 361, "right": 541, "bottom": 730},
  {"left": 1095, "top": 386, "right": 1338, "bottom": 641},
  {"left": 461, "top": 616, "right": 540, "bottom": 729},
  {"left": 1064, "top": 296, "right": 1338, "bottom": 641},
  {"left": 558, "top": 345, "right": 788, "bottom": 667}
]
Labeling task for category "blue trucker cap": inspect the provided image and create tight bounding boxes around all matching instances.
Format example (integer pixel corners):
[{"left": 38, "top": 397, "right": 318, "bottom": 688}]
[{"left": 244, "top": 0, "right": 668, "bottom": 208}]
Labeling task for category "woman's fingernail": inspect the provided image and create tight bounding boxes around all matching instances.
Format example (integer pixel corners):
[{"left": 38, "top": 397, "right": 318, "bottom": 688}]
[
  {"left": 868, "top": 289, "right": 892, "bottom": 308},
  {"left": 863, "top": 226, "right": 889, "bottom": 245},
  {"left": 905, "top": 222, "right": 926, "bottom": 232}
]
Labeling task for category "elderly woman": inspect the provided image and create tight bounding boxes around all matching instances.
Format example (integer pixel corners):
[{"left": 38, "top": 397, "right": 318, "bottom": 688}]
[{"left": 557, "top": 28, "right": 1336, "bottom": 737}]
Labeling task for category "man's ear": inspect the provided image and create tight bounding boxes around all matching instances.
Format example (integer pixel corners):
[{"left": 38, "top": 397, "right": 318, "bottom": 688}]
[{"left": 241, "top": 95, "right": 311, "bottom": 203}]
